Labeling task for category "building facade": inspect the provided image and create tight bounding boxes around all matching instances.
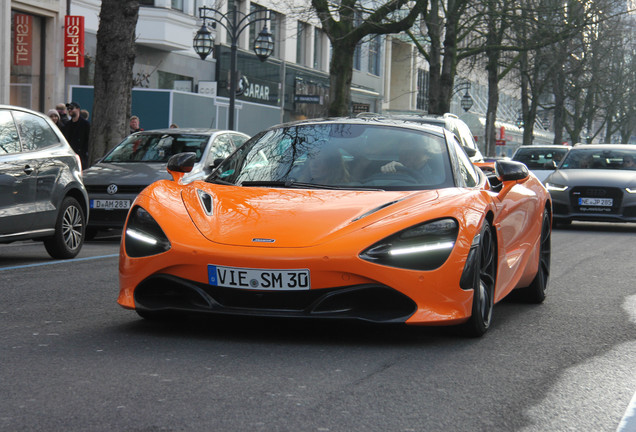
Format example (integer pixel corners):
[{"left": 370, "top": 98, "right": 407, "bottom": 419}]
[{"left": 2, "top": 0, "right": 387, "bottom": 134}]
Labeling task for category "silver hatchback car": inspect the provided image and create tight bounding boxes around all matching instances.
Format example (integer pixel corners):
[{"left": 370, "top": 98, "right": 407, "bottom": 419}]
[
  {"left": 82, "top": 128, "right": 250, "bottom": 238},
  {"left": 0, "top": 105, "right": 88, "bottom": 259}
]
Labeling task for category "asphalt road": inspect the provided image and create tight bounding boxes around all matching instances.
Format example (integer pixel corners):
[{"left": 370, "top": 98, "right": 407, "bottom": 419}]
[{"left": 1, "top": 223, "right": 635, "bottom": 432}]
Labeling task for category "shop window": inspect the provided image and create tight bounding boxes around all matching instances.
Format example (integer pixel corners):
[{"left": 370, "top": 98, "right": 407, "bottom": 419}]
[{"left": 10, "top": 12, "right": 43, "bottom": 110}]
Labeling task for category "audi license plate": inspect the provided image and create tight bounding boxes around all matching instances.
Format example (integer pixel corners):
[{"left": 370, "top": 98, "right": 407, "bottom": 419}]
[
  {"left": 579, "top": 197, "right": 613, "bottom": 207},
  {"left": 208, "top": 265, "right": 310, "bottom": 290},
  {"left": 90, "top": 199, "right": 131, "bottom": 210}
]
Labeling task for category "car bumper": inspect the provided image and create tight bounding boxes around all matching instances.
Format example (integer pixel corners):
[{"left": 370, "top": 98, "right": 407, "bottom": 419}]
[
  {"left": 551, "top": 186, "right": 636, "bottom": 223},
  {"left": 118, "top": 228, "right": 475, "bottom": 326}
]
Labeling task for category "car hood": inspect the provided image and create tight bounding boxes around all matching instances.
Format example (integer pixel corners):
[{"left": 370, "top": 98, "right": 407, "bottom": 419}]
[
  {"left": 83, "top": 162, "right": 171, "bottom": 186},
  {"left": 181, "top": 184, "right": 440, "bottom": 248},
  {"left": 545, "top": 169, "right": 636, "bottom": 188}
]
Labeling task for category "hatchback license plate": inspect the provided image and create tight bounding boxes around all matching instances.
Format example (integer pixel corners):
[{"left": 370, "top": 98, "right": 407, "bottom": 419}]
[
  {"left": 579, "top": 197, "right": 613, "bottom": 207},
  {"left": 208, "top": 265, "right": 310, "bottom": 290},
  {"left": 90, "top": 199, "right": 131, "bottom": 210}
]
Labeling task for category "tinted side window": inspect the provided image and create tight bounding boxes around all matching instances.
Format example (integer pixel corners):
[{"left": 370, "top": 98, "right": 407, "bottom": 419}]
[
  {"left": 13, "top": 111, "right": 60, "bottom": 151},
  {"left": 0, "top": 111, "right": 21, "bottom": 154},
  {"left": 451, "top": 137, "right": 479, "bottom": 187}
]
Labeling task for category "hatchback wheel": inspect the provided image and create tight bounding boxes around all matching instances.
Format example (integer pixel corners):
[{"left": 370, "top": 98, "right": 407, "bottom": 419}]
[{"left": 44, "top": 197, "right": 85, "bottom": 259}]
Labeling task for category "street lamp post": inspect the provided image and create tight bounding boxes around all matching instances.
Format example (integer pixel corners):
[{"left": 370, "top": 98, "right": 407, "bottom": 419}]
[{"left": 193, "top": 5, "right": 274, "bottom": 130}]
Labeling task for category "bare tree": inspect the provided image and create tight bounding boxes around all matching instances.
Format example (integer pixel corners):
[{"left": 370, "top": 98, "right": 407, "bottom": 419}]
[
  {"left": 87, "top": 0, "right": 140, "bottom": 166},
  {"left": 311, "top": 0, "right": 426, "bottom": 116}
]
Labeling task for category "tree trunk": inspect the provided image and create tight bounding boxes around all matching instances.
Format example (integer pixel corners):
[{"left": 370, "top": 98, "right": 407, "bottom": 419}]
[
  {"left": 327, "top": 41, "right": 356, "bottom": 117},
  {"left": 88, "top": 0, "right": 140, "bottom": 166}
]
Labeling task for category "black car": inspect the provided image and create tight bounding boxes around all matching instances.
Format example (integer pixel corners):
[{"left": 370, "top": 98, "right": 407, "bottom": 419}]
[
  {"left": 0, "top": 105, "right": 88, "bottom": 258},
  {"left": 545, "top": 144, "right": 636, "bottom": 225}
]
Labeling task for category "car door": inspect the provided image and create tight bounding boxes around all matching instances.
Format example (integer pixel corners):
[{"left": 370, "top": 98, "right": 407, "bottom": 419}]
[
  {"left": 12, "top": 110, "right": 66, "bottom": 231},
  {"left": 0, "top": 109, "right": 37, "bottom": 235}
]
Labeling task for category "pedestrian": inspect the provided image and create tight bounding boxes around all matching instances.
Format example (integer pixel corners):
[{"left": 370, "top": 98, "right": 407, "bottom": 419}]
[
  {"left": 47, "top": 109, "right": 64, "bottom": 130},
  {"left": 169, "top": 123, "right": 179, "bottom": 128},
  {"left": 80, "top": 109, "right": 90, "bottom": 120},
  {"left": 56, "top": 103, "right": 70, "bottom": 125},
  {"left": 62, "top": 101, "right": 91, "bottom": 168},
  {"left": 130, "top": 115, "right": 143, "bottom": 134}
]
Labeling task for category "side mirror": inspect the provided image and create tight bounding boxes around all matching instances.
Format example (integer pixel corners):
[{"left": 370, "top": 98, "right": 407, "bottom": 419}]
[
  {"left": 167, "top": 152, "right": 197, "bottom": 182},
  {"left": 495, "top": 160, "right": 529, "bottom": 181}
]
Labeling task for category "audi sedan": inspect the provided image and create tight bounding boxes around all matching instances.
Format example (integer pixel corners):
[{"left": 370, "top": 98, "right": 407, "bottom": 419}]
[
  {"left": 82, "top": 128, "right": 249, "bottom": 238},
  {"left": 544, "top": 144, "right": 636, "bottom": 225}
]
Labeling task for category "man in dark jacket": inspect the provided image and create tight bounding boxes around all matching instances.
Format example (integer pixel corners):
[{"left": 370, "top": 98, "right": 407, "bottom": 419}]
[{"left": 63, "top": 101, "right": 91, "bottom": 168}]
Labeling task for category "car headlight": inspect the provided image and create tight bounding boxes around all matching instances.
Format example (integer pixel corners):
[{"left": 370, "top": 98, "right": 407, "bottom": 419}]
[
  {"left": 360, "top": 218, "right": 458, "bottom": 270},
  {"left": 545, "top": 182, "right": 568, "bottom": 192},
  {"left": 626, "top": 188, "right": 636, "bottom": 194},
  {"left": 125, "top": 206, "right": 171, "bottom": 257}
]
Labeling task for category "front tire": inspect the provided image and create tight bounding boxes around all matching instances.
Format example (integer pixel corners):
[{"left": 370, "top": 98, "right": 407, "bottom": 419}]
[
  {"left": 44, "top": 197, "right": 85, "bottom": 259},
  {"left": 461, "top": 222, "right": 496, "bottom": 337},
  {"left": 519, "top": 208, "right": 551, "bottom": 303}
]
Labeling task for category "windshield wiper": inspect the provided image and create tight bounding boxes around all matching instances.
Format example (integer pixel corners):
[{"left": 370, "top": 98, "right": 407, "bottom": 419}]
[{"left": 240, "top": 180, "right": 383, "bottom": 191}]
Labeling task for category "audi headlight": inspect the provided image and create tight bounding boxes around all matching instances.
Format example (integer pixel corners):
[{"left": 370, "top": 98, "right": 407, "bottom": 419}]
[
  {"left": 545, "top": 182, "right": 568, "bottom": 192},
  {"left": 125, "top": 206, "right": 171, "bottom": 257},
  {"left": 360, "top": 218, "right": 458, "bottom": 270}
]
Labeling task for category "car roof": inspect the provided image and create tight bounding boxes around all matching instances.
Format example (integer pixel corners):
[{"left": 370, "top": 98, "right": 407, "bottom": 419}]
[
  {"left": 132, "top": 128, "right": 248, "bottom": 135},
  {"left": 513, "top": 145, "right": 570, "bottom": 152},
  {"left": 265, "top": 116, "right": 448, "bottom": 138},
  {"left": 568, "top": 144, "right": 636, "bottom": 151},
  {"left": 0, "top": 104, "right": 48, "bottom": 118}
]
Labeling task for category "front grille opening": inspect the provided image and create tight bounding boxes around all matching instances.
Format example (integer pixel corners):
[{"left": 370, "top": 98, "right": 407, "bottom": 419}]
[{"left": 133, "top": 275, "right": 417, "bottom": 323}]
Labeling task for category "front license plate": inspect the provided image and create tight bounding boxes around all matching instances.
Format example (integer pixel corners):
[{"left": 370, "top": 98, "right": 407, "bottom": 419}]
[
  {"left": 90, "top": 199, "right": 131, "bottom": 210},
  {"left": 208, "top": 265, "right": 310, "bottom": 290},
  {"left": 579, "top": 197, "right": 613, "bottom": 207}
]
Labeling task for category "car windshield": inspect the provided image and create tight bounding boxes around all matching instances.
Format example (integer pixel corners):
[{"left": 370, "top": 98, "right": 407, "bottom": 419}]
[
  {"left": 513, "top": 147, "right": 569, "bottom": 169},
  {"left": 102, "top": 133, "right": 210, "bottom": 163},
  {"left": 559, "top": 148, "right": 636, "bottom": 170},
  {"left": 209, "top": 123, "right": 454, "bottom": 191}
]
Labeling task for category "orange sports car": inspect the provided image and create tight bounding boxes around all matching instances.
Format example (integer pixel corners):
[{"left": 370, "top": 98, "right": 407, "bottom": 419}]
[{"left": 118, "top": 118, "right": 552, "bottom": 337}]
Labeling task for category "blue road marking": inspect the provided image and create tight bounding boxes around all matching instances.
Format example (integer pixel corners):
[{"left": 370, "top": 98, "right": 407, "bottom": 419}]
[{"left": 0, "top": 254, "right": 119, "bottom": 271}]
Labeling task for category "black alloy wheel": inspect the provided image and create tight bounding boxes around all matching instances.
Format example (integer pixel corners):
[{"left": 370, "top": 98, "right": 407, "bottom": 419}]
[
  {"left": 462, "top": 222, "right": 496, "bottom": 337},
  {"left": 520, "top": 208, "right": 551, "bottom": 303},
  {"left": 44, "top": 197, "right": 85, "bottom": 259}
]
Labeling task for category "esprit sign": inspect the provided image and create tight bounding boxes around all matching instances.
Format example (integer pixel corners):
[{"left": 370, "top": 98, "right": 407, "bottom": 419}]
[
  {"left": 13, "top": 14, "right": 32, "bottom": 66},
  {"left": 64, "top": 16, "right": 85, "bottom": 68}
]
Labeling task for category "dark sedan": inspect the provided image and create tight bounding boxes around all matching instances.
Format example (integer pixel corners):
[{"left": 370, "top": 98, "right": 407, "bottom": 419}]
[
  {"left": 82, "top": 128, "right": 249, "bottom": 238},
  {"left": 544, "top": 144, "right": 636, "bottom": 225}
]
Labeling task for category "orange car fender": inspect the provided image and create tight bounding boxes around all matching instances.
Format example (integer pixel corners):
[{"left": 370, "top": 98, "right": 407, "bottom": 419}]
[{"left": 491, "top": 177, "right": 548, "bottom": 302}]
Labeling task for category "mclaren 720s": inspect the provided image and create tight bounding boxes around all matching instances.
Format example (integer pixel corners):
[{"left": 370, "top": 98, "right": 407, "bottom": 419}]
[{"left": 117, "top": 118, "right": 552, "bottom": 337}]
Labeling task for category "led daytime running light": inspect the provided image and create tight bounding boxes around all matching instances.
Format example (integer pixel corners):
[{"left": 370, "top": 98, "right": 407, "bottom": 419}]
[
  {"left": 389, "top": 241, "right": 455, "bottom": 256},
  {"left": 126, "top": 228, "right": 158, "bottom": 245}
]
